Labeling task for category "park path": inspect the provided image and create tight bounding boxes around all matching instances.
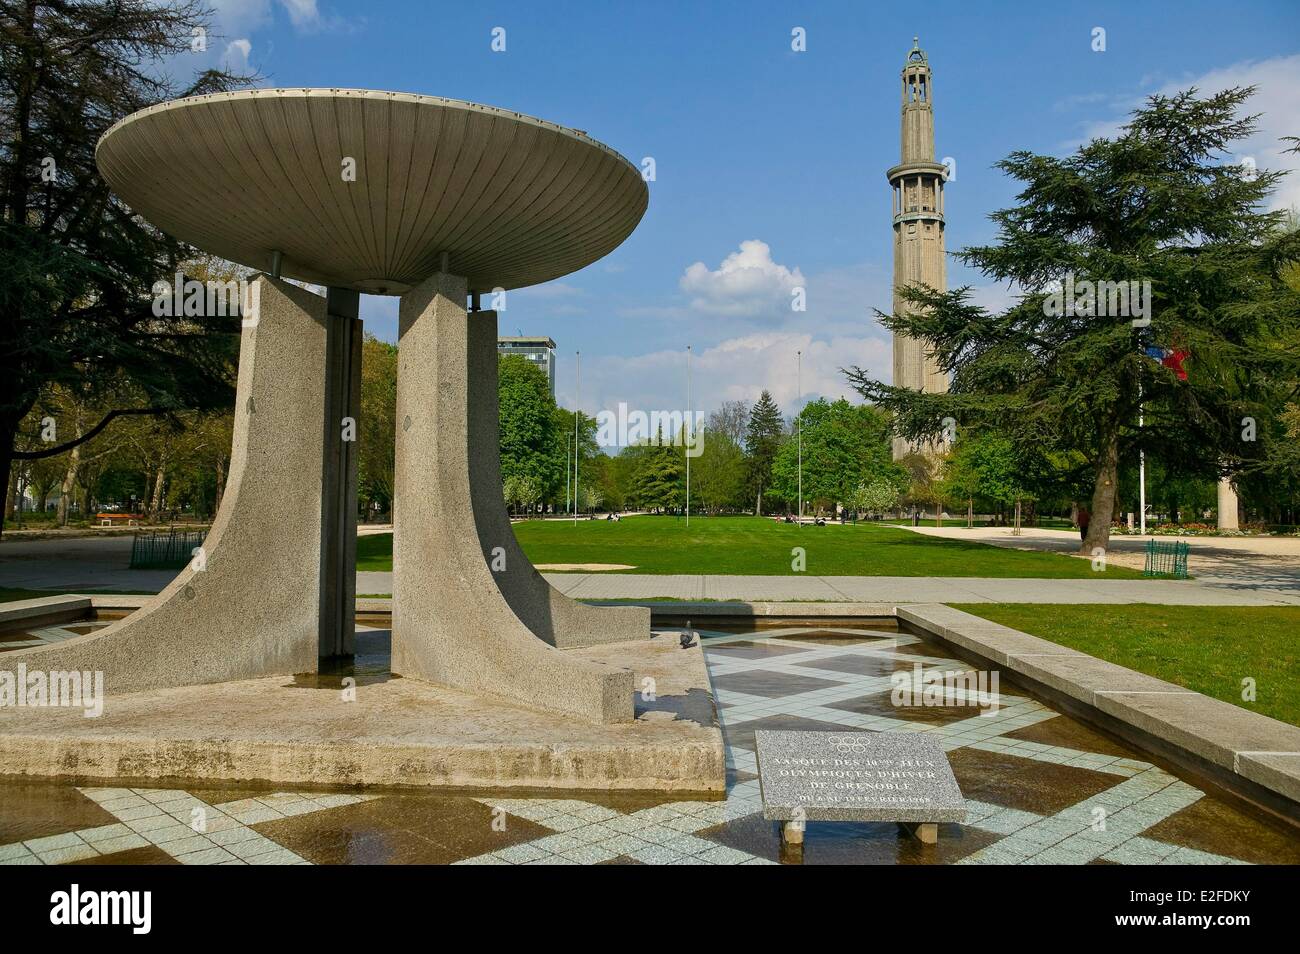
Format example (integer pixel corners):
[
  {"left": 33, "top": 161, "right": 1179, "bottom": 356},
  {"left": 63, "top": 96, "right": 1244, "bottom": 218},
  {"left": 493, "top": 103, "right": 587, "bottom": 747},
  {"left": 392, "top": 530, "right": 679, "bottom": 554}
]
[
  {"left": 4, "top": 531, "right": 1299, "bottom": 606},
  {"left": 902, "top": 525, "right": 1300, "bottom": 593},
  {"left": 533, "top": 573, "right": 1300, "bottom": 606}
]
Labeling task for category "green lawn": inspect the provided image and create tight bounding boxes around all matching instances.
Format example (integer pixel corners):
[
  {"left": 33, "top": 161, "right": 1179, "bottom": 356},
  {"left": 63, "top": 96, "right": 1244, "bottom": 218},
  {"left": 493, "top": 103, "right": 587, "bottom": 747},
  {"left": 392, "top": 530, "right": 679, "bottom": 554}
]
[
  {"left": 356, "top": 515, "right": 1140, "bottom": 577},
  {"left": 953, "top": 603, "right": 1300, "bottom": 726}
]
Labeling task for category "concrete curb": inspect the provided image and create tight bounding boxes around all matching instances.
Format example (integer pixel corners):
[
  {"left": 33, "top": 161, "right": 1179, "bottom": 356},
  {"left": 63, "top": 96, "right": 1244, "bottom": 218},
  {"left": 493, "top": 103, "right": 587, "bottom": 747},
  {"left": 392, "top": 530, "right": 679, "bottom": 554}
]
[
  {"left": 897, "top": 603, "right": 1300, "bottom": 823},
  {"left": 0, "top": 596, "right": 93, "bottom": 631}
]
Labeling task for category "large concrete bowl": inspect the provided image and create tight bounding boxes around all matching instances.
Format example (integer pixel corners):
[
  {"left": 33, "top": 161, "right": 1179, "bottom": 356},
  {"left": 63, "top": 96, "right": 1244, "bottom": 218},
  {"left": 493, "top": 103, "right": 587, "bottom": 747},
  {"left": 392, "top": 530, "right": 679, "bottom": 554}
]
[{"left": 96, "top": 89, "right": 648, "bottom": 294}]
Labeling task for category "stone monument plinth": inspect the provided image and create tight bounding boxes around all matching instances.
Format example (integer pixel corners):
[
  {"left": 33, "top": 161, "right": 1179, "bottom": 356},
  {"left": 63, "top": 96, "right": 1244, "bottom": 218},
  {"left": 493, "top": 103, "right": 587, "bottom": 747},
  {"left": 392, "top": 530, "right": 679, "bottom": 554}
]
[{"left": 756, "top": 730, "right": 966, "bottom": 847}]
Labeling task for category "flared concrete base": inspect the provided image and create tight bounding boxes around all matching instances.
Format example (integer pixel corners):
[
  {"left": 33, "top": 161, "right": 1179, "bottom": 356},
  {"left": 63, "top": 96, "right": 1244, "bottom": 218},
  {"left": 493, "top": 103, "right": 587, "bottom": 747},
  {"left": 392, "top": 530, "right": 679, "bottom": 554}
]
[
  {"left": 392, "top": 272, "right": 643, "bottom": 725},
  {"left": 463, "top": 306, "right": 648, "bottom": 651},
  {"left": 0, "top": 277, "right": 355, "bottom": 692},
  {"left": 0, "top": 634, "right": 722, "bottom": 793}
]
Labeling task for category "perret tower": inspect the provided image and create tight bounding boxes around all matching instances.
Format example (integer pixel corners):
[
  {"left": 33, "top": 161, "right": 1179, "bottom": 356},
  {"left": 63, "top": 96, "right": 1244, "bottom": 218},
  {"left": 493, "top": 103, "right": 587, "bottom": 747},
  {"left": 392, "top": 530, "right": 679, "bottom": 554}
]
[{"left": 887, "top": 37, "right": 949, "bottom": 459}]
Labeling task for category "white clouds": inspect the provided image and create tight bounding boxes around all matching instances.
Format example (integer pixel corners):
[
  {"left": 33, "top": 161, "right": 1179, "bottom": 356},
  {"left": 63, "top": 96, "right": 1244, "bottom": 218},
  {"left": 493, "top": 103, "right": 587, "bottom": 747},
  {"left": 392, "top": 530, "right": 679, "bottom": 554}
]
[
  {"left": 222, "top": 38, "right": 253, "bottom": 72},
  {"left": 209, "top": 0, "right": 331, "bottom": 44},
  {"left": 570, "top": 247, "right": 897, "bottom": 428},
  {"left": 680, "top": 240, "right": 806, "bottom": 318},
  {"left": 1164, "top": 55, "right": 1300, "bottom": 212},
  {"left": 278, "top": 0, "right": 323, "bottom": 30},
  {"left": 211, "top": 0, "right": 273, "bottom": 36},
  {"left": 1074, "top": 54, "right": 1300, "bottom": 211},
  {"left": 964, "top": 280, "right": 1020, "bottom": 318},
  {"left": 566, "top": 331, "right": 891, "bottom": 447}
]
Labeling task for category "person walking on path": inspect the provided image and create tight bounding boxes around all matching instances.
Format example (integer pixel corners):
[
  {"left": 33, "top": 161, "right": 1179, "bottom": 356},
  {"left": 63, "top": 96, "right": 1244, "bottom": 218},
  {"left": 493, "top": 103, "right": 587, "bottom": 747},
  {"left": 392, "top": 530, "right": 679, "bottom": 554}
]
[{"left": 1077, "top": 506, "right": 1091, "bottom": 543}]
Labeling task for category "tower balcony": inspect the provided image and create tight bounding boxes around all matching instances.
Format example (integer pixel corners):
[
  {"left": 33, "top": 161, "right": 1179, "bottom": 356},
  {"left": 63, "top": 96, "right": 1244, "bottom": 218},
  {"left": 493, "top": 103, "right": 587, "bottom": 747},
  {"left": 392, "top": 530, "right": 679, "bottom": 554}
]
[
  {"left": 893, "top": 210, "right": 945, "bottom": 227},
  {"left": 885, "top": 160, "right": 948, "bottom": 184}
]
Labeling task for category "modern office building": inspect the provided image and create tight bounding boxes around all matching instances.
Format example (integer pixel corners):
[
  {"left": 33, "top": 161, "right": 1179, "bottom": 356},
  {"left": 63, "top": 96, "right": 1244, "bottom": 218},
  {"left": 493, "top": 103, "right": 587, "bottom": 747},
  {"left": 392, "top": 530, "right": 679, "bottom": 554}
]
[{"left": 497, "top": 336, "right": 558, "bottom": 394}]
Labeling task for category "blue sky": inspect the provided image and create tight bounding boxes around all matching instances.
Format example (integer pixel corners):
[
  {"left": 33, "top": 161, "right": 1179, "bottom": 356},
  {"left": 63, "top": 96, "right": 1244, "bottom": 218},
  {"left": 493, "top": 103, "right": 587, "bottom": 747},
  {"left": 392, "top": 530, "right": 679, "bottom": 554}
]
[{"left": 203, "top": 0, "right": 1300, "bottom": 433}]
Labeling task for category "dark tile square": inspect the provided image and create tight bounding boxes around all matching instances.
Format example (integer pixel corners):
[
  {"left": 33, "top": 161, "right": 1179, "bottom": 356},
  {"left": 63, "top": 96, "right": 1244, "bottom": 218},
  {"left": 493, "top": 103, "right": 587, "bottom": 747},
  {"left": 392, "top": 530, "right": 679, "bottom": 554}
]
[
  {"left": 827, "top": 690, "right": 984, "bottom": 726},
  {"left": 769, "top": 629, "right": 897, "bottom": 647},
  {"left": 704, "top": 639, "right": 810, "bottom": 660},
  {"left": 1141, "top": 797, "right": 1300, "bottom": 865},
  {"left": 0, "top": 782, "right": 117, "bottom": 844},
  {"left": 946, "top": 747, "right": 1118, "bottom": 815},
  {"left": 894, "top": 640, "right": 959, "bottom": 660},
  {"left": 1001, "top": 715, "right": 1137, "bottom": 759},
  {"left": 793, "top": 653, "right": 920, "bottom": 678},
  {"left": 252, "top": 794, "right": 550, "bottom": 864},
  {"left": 711, "top": 669, "right": 839, "bottom": 699}
]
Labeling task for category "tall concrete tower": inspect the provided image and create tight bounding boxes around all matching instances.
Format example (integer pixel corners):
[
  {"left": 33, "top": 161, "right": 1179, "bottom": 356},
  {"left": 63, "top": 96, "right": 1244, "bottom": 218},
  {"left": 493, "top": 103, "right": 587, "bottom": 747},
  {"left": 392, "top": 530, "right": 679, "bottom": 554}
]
[{"left": 887, "top": 37, "right": 949, "bottom": 459}]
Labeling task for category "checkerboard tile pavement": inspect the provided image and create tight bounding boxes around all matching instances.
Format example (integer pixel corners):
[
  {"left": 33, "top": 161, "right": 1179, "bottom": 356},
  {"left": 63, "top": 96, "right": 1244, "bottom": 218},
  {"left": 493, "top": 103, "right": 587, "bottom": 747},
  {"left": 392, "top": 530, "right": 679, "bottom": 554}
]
[
  {"left": 0, "top": 787, "right": 378, "bottom": 865},
  {"left": 449, "top": 627, "right": 1262, "bottom": 865},
  {"left": 0, "top": 626, "right": 1285, "bottom": 865}
]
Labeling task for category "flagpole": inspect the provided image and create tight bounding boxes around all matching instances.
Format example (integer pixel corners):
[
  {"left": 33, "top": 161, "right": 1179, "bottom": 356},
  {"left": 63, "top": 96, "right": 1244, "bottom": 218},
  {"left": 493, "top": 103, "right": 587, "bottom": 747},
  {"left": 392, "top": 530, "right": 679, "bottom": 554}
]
[
  {"left": 1137, "top": 338, "right": 1147, "bottom": 536},
  {"left": 685, "top": 344, "right": 691, "bottom": 528},
  {"left": 796, "top": 349, "right": 803, "bottom": 526},
  {"left": 1139, "top": 382, "right": 1146, "bottom": 536},
  {"left": 574, "top": 351, "right": 580, "bottom": 527}
]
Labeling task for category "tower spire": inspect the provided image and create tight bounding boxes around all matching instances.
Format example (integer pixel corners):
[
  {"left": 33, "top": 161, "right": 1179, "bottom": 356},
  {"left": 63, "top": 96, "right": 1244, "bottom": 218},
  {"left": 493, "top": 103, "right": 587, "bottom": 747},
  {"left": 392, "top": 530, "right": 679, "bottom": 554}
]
[{"left": 887, "top": 37, "right": 949, "bottom": 458}]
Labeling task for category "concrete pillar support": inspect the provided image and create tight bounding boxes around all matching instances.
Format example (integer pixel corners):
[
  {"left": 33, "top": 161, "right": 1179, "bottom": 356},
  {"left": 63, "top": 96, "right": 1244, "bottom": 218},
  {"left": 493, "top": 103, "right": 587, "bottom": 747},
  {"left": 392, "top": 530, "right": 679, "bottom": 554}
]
[
  {"left": 6, "top": 277, "right": 340, "bottom": 691},
  {"left": 391, "top": 271, "right": 635, "bottom": 724},
  {"left": 1217, "top": 476, "right": 1240, "bottom": 531},
  {"left": 466, "top": 309, "right": 648, "bottom": 648},
  {"left": 319, "top": 287, "right": 361, "bottom": 658}
]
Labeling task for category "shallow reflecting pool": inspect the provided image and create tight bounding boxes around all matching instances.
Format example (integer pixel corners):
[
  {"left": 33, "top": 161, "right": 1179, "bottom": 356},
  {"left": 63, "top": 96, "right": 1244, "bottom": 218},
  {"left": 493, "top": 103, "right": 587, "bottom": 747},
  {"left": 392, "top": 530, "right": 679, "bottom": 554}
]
[{"left": 2, "top": 623, "right": 1298, "bottom": 865}]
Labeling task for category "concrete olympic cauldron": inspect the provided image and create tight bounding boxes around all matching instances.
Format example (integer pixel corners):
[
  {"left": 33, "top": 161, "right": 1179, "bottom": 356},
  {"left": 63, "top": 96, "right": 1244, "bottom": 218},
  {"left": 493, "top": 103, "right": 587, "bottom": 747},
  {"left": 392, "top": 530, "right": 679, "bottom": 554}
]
[{"left": 14, "top": 89, "right": 650, "bottom": 725}]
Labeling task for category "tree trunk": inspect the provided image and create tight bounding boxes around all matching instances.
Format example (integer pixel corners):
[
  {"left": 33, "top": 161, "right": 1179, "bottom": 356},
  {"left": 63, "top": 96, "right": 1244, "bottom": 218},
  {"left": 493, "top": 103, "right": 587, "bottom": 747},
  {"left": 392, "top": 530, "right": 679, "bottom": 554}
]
[
  {"left": 755, "top": 487, "right": 762, "bottom": 516},
  {"left": 3, "top": 466, "right": 16, "bottom": 529},
  {"left": 57, "top": 443, "right": 81, "bottom": 526},
  {"left": 149, "top": 464, "right": 166, "bottom": 521},
  {"left": 1083, "top": 433, "right": 1119, "bottom": 554},
  {"left": 967, "top": 498, "right": 973, "bottom": 528}
]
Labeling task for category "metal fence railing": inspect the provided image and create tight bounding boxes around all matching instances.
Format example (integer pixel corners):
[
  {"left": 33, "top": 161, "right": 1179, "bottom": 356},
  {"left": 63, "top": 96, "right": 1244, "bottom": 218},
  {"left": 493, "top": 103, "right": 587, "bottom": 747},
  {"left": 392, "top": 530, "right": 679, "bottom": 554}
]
[
  {"left": 129, "top": 529, "right": 208, "bottom": 570},
  {"left": 1143, "top": 539, "right": 1190, "bottom": 579}
]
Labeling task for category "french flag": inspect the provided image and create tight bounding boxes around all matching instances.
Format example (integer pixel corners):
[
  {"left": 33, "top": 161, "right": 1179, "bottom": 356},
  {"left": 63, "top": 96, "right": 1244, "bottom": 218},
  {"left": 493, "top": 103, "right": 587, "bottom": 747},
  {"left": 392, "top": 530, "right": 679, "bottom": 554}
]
[{"left": 1143, "top": 344, "right": 1189, "bottom": 380}]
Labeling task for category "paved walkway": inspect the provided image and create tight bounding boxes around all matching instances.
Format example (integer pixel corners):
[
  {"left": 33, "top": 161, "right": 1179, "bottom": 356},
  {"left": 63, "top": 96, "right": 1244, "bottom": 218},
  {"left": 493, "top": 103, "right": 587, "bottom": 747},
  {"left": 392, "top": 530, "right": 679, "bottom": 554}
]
[
  {"left": 905, "top": 526, "right": 1300, "bottom": 593},
  {"left": 4, "top": 533, "right": 1299, "bottom": 606},
  {"left": 534, "top": 573, "right": 1300, "bottom": 606}
]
